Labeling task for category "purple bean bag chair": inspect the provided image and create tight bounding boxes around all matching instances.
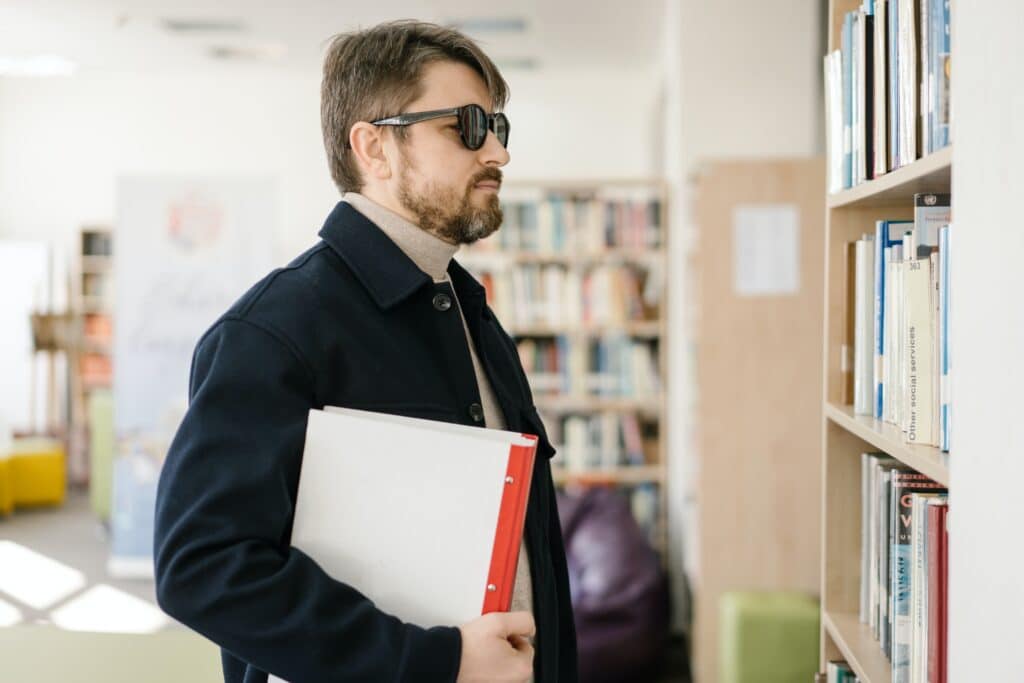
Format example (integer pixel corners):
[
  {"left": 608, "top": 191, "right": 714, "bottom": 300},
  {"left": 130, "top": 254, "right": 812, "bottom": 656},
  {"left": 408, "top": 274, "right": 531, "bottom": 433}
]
[{"left": 557, "top": 487, "right": 671, "bottom": 682}]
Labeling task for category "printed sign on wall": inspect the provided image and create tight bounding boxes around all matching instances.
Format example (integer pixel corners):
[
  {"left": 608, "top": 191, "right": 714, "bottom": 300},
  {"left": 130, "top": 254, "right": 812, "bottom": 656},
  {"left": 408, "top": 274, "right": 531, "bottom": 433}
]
[{"left": 111, "top": 176, "right": 276, "bottom": 576}]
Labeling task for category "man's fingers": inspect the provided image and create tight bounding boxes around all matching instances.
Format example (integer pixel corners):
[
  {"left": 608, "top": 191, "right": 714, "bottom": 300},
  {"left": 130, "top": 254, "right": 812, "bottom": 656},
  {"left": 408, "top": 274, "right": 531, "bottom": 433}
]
[
  {"left": 508, "top": 634, "right": 534, "bottom": 654},
  {"left": 496, "top": 611, "right": 536, "bottom": 638}
]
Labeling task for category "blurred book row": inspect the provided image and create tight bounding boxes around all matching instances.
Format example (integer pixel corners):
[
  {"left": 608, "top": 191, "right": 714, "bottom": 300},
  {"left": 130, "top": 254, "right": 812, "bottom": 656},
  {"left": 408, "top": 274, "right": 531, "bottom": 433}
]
[
  {"left": 469, "top": 194, "right": 663, "bottom": 252},
  {"left": 519, "top": 335, "right": 660, "bottom": 399},
  {"left": 477, "top": 264, "right": 661, "bottom": 328}
]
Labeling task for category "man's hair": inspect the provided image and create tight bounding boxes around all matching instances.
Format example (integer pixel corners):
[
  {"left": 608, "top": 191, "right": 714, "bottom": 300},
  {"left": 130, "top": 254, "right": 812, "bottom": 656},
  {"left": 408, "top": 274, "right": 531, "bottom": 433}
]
[{"left": 321, "top": 20, "right": 509, "bottom": 194}]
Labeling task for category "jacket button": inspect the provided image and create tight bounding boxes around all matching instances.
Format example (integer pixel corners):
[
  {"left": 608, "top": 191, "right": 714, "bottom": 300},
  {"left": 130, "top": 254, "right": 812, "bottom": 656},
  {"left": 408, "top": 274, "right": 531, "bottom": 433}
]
[
  {"left": 468, "top": 403, "right": 484, "bottom": 423},
  {"left": 432, "top": 293, "right": 452, "bottom": 311}
]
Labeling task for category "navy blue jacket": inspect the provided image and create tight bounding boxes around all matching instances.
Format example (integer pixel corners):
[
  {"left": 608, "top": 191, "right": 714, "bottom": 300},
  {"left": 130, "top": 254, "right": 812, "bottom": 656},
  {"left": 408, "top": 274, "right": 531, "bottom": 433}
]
[{"left": 153, "top": 202, "right": 578, "bottom": 683}]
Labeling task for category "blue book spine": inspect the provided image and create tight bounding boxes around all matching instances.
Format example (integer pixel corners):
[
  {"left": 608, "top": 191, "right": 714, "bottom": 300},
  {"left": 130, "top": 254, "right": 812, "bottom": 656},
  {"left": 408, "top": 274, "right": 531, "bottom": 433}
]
[
  {"left": 843, "top": 12, "right": 855, "bottom": 189},
  {"left": 936, "top": 0, "right": 951, "bottom": 148},
  {"left": 888, "top": 0, "right": 900, "bottom": 169},
  {"left": 940, "top": 225, "right": 951, "bottom": 451},
  {"left": 874, "top": 221, "right": 887, "bottom": 418}
]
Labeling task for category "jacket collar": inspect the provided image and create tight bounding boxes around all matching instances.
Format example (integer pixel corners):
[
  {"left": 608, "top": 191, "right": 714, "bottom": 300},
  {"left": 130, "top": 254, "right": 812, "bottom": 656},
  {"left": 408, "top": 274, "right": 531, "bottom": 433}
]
[{"left": 318, "top": 201, "right": 489, "bottom": 315}]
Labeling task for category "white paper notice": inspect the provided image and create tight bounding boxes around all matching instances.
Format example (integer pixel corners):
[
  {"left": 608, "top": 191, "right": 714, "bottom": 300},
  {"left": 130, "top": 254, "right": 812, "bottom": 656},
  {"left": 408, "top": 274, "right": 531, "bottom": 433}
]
[{"left": 732, "top": 204, "right": 800, "bottom": 296}]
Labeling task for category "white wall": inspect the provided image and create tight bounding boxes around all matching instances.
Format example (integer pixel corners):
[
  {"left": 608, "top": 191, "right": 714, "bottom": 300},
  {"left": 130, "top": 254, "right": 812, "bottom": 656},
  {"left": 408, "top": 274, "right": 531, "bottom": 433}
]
[
  {"left": 0, "top": 64, "right": 662, "bottom": 262},
  {"left": 663, "top": 0, "right": 823, "bottom": 591},
  {"left": 948, "top": 2, "right": 1024, "bottom": 680}
]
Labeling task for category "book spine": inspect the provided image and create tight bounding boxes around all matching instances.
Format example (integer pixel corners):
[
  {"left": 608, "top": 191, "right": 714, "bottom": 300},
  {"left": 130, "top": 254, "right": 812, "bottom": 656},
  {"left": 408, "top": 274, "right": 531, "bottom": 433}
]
[
  {"left": 879, "top": 468, "right": 893, "bottom": 649},
  {"left": 874, "top": 222, "right": 887, "bottom": 417},
  {"left": 913, "top": 194, "right": 952, "bottom": 250},
  {"left": 888, "top": 0, "right": 901, "bottom": 169},
  {"left": 930, "top": 251, "right": 941, "bottom": 448},
  {"left": 843, "top": 12, "right": 855, "bottom": 188},
  {"left": 926, "top": 500, "right": 945, "bottom": 683},
  {"left": 920, "top": 0, "right": 931, "bottom": 156},
  {"left": 938, "top": 505, "right": 949, "bottom": 683},
  {"left": 905, "top": 257, "right": 936, "bottom": 446},
  {"left": 936, "top": 1, "right": 951, "bottom": 148},
  {"left": 873, "top": 0, "right": 889, "bottom": 178},
  {"left": 483, "top": 441, "right": 537, "bottom": 614},
  {"left": 861, "top": 453, "right": 872, "bottom": 623},
  {"left": 855, "top": 236, "right": 876, "bottom": 414},
  {"left": 939, "top": 225, "right": 951, "bottom": 451}
]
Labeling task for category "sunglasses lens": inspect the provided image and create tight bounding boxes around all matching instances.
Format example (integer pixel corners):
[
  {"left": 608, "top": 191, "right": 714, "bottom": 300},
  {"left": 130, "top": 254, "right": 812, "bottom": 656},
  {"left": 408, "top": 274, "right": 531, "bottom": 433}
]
[
  {"left": 459, "top": 105, "right": 487, "bottom": 150},
  {"left": 493, "top": 113, "right": 510, "bottom": 148}
]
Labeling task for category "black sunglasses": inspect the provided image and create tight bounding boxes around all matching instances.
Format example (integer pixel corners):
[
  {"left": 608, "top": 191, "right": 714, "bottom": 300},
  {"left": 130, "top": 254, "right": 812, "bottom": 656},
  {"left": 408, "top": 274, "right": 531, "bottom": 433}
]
[{"left": 370, "top": 104, "right": 510, "bottom": 151}]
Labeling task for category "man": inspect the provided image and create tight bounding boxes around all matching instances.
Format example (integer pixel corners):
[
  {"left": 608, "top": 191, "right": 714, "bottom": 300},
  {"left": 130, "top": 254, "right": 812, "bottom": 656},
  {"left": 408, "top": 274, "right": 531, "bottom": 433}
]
[{"left": 153, "top": 19, "right": 578, "bottom": 683}]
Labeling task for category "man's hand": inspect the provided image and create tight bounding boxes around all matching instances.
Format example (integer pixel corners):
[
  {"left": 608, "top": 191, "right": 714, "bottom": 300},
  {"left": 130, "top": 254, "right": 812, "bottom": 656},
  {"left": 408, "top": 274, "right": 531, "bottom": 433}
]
[{"left": 456, "top": 611, "right": 535, "bottom": 683}]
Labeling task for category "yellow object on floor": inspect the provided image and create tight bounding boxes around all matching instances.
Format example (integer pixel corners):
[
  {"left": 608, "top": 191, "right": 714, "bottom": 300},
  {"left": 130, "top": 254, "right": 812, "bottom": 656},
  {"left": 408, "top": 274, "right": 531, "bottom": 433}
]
[
  {"left": 10, "top": 437, "right": 66, "bottom": 508},
  {"left": 0, "top": 448, "right": 12, "bottom": 515}
]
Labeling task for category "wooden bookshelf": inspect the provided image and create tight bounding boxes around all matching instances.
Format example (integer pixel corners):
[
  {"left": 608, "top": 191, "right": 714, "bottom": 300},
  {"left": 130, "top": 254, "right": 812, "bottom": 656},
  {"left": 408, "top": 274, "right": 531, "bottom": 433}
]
[
  {"left": 827, "top": 146, "right": 952, "bottom": 209},
  {"left": 552, "top": 464, "right": 665, "bottom": 486},
  {"left": 460, "top": 179, "right": 669, "bottom": 556},
  {"left": 508, "top": 321, "right": 661, "bottom": 338},
  {"left": 68, "top": 226, "right": 115, "bottom": 487},
  {"left": 824, "top": 403, "right": 949, "bottom": 487},
  {"left": 822, "top": 611, "right": 892, "bottom": 683},
  {"left": 820, "top": 2, "right": 952, "bottom": 677}
]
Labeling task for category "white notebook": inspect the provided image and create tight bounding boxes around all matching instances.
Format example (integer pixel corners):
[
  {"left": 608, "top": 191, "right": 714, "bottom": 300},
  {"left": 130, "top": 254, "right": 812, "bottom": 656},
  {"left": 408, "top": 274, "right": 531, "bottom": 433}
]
[{"left": 268, "top": 406, "right": 537, "bottom": 682}]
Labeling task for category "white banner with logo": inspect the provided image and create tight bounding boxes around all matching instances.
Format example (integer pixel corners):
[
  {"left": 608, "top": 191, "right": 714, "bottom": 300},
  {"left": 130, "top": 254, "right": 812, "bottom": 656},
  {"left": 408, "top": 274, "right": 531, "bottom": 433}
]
[{"left": 111, "top": 176, "right": 276, "bottom": 576}]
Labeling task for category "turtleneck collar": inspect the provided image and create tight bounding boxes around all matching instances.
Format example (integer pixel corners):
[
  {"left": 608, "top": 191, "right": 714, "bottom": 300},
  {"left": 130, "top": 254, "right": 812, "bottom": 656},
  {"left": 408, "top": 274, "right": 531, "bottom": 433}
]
[{"left": 342, "top": 192, "right": 459, "bottom": 283}]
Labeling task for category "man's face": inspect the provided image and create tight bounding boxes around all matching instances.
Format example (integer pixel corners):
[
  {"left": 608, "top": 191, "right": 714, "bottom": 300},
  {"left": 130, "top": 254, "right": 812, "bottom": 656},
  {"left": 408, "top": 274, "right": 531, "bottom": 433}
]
[{"left": 386, "top": 60, "right": 510, "bottom": 245}]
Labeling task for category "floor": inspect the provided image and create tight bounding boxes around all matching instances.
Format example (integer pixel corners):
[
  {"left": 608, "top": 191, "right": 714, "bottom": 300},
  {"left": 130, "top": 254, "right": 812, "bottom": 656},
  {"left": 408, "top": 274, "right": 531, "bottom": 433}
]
[
  {"left": 0, "top": 489, "right": 170, "bottom": 631},
  {"left": 1, "top": 490, "right": 693, "bottom": 682}
]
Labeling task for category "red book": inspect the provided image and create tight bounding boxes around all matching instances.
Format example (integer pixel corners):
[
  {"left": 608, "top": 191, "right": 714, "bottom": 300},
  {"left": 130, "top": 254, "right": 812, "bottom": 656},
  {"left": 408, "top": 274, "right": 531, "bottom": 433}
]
[
  {"left": 927, "top": 503, "right": 949, "bottom": 683},
  {"left": 938, "top": 505, "right": 948, "bottom": 683},
  {"left": 926, "top": 503, "right": 942, "bottom": 683}
]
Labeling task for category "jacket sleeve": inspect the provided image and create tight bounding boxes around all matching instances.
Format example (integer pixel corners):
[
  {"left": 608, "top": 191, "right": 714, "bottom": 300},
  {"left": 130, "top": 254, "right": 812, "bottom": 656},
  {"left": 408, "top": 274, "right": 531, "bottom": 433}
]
[{"left": 153, "top": 316, "right": 461, "bottom": 682}]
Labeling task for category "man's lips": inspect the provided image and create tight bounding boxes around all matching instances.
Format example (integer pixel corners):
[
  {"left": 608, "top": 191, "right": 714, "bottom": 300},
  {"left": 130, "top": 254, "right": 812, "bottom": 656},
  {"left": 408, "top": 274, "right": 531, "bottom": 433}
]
[{"left": 474, "top": 181, "right": 500, "bottom": 190}]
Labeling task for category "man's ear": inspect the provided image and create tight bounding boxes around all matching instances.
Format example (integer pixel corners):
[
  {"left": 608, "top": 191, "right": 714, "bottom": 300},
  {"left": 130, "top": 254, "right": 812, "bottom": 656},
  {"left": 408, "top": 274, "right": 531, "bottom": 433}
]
[{"left": 349, "top": 122, "right": 392, "bottom": 181}]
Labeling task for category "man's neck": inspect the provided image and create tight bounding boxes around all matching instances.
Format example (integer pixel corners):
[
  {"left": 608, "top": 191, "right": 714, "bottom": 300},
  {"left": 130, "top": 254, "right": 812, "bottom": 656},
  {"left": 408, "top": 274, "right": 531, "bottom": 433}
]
[
  {"left": 342, "top": 191, "right": 459, "bottom": 283},
  {"left": 359, "top": 187, "right": 419, "bottom": 228}
]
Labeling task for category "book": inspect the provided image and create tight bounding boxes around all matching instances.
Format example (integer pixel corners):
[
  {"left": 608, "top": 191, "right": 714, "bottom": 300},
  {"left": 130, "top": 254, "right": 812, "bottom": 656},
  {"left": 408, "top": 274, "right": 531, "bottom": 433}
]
[
  {"left": 883, "top": 243, "right": 903, "bottom": 424},
  {"left": 843, "top": 11, "right": 855, "bottom": 188},
  {"left": 934, "top": 0, "right": 951, "bottom": 149},
  {"left": 904, "top": 255, "right": 936, "bottom": 446},
  {"left": 910, "top": 492, "right": 944, "bottom": 683},
  {"left": 855, "top": 235, "right": 876, "bottom": 414},
  {"left": 888, "top": 0, "right": 901, "bottom": 169},
  {"left": 856, "top": 5, "right": 875, "bottom": 182},
  {"left": 827, "top": 660, "right": 856, "bottom": 683},
  {"left": 844, "top": 240, "right": 857, "bottom": 404},
  {"left": 878, "top": 463, "right": 904, "bottom": 647},
  {"left": 862, "top": 452, "right": 895, "bottom": 626},
  {"left": 938, "top": 225, "right": 951, "bottom": 451},
  {"left": 913, "top": 194, "right": 951, "bottom": 252},
  {"left": 920, "top": 0, "right": 932, "bottom": 156},
  {"left": 874, "top": 220, "right": 911, "bottom": 418},
  {"left": 889, "top": 472, "right": 945, "bottom": 679},
  {"left": 290, "top": 407, "right": 538, "bottom": 629},
  {"left": 873, "top": 0, "right": 890, "bottom": 179},
  {"left": 826, "top": 50, "right": 845, "bottom": 193},
  {"left": 897, "top": 0, "right": 919, "bottom": 166},
  {"left": 927, "top": 499, "right": 949, "bottom": 683}
]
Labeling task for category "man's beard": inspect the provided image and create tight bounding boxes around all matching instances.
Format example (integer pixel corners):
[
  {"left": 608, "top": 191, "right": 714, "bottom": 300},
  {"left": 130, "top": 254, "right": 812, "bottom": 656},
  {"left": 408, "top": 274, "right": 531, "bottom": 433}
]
[{"left": 397, "top": 166, "right": 503, "bottom": 245}]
